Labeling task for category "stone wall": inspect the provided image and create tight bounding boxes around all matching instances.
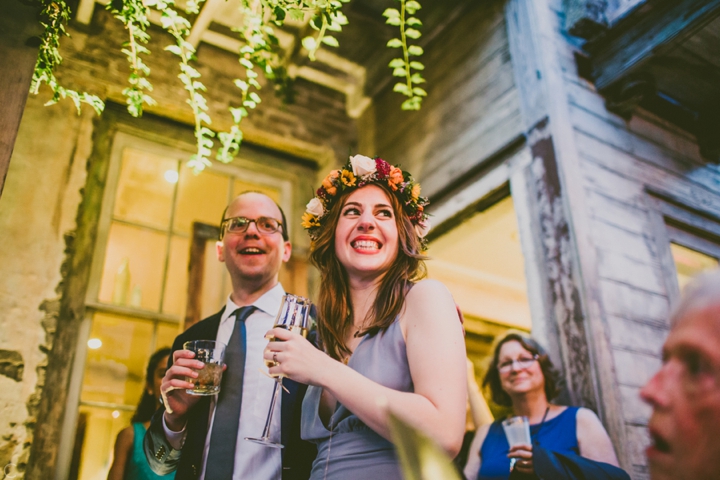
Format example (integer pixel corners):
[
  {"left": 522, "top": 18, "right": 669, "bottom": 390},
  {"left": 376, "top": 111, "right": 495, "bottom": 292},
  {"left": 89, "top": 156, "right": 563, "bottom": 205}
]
[{"left": 0, "top": 8, "right": 357, "bottom": 475}]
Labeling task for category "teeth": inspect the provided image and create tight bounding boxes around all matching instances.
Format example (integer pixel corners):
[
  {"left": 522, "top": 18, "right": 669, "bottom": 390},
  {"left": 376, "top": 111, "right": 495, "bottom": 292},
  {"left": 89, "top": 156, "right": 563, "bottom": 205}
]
[
  {"left": 241, "top": 248, "right": 262, "bottom": 253},
  {"left": 352, "top": 240, "right": 380, "bottom": 250}
]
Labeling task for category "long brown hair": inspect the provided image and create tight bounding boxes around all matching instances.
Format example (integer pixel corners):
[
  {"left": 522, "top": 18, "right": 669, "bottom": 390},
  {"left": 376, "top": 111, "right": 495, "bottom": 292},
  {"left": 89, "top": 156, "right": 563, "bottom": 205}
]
[{"left": 310, "top": 183, "right": 427, "bottom": 360}]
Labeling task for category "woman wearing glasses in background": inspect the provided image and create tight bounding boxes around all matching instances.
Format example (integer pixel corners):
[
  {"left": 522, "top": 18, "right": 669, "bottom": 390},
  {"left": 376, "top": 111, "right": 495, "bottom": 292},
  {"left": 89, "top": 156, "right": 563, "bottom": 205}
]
[{"left": 464, "top": 332, "right": 622, "bottom": 480}]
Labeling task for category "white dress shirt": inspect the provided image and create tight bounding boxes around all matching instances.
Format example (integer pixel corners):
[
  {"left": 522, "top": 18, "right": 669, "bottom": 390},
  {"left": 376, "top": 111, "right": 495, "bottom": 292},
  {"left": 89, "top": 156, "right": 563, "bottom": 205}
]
[{"left": 164, "top": 283, "right": 284, "bottom": 480}]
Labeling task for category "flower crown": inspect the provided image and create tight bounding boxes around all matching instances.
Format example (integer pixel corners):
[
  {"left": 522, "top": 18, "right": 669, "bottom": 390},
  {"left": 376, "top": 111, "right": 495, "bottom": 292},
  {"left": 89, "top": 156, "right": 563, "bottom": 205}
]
[{"left": 302, "top": 155, "right": 431, "bottom": 248}]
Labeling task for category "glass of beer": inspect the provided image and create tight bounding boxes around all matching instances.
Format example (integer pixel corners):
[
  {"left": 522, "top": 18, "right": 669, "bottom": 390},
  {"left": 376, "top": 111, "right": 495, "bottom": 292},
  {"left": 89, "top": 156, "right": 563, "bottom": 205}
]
[{"left": 183, "top": 340, "right": 226, "bottom": 395}]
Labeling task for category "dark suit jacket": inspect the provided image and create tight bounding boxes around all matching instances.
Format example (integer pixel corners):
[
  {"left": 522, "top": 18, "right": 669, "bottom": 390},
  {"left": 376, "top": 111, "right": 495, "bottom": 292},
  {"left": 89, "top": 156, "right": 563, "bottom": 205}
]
[
  {"left": 509, "top": 444, "right": 631, "bottom": 480},
  {"left": 144, "top": 308, "right": 317, "bottom": 480}
]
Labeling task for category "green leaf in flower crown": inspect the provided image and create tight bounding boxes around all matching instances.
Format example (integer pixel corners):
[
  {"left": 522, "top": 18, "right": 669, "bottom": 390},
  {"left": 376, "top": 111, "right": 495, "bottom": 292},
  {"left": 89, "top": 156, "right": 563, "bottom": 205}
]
[
  {"left": 389, "top": 58, "right": 406, "bottom": 68},
  {"left": 322, "top": 35, "right": 339, "bottom": 47},
  {"left": 409, "top": 61, "right": 424, "bottom": 70},
  {"left": 408, "top": 45, "right": 424, "bottom": 56},
  {"left": 386, "top": 16, "right": 401, "bottom": 26},
  {"left": 387, "top": 38, "right": 403, "bottom": 48}
]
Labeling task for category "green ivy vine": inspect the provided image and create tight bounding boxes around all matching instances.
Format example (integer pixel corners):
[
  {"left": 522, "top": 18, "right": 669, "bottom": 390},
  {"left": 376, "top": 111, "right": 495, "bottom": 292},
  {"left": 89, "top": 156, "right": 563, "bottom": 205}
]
[{"left": 30, "top": 0, "right": 426, "bottom": 172}]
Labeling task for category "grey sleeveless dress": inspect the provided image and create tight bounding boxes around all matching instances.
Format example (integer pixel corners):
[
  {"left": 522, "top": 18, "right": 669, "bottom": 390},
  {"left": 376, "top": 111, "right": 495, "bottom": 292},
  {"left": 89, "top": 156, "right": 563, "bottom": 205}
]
[{"left": 301, "top": 318, "right": 413, "bottom": 480}]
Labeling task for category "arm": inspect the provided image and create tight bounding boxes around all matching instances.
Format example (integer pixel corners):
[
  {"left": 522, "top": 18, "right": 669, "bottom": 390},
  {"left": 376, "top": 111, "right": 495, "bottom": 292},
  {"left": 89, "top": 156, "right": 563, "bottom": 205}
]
[
  {"left": 269, "top": 280, "right": 467, "bottom": 455},
  {"left": 463, "top": 423, "right": 489, "bottom": 480},
  {"left": 107, "top": 426, "right": 133, "bottom": 480},
  {"left": 576, "top": 408, "right": 620, "bottom": 466}
]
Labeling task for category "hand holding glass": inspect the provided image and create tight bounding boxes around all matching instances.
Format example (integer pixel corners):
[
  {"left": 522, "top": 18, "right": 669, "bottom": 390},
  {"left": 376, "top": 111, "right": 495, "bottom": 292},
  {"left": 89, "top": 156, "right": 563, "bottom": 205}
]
[
  {"left": 502, "top": 416, "right": 531, "bottom": 472},
  {"left": 245, "top": 294, "right": 312, "bottom": 448},
  {"left": 183, "top": 340, "right": 226, "bottom": 395}
]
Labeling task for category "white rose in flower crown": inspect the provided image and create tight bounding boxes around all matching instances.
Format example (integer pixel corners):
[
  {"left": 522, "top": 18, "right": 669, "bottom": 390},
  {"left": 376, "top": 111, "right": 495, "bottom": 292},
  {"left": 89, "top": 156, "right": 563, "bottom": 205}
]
[
  {"left": 350, "top": 155, "right": 377, "bottom": 177},
  {"left": 306, "top": 197, "right": 325, "bottom": 217},
  {"left": 415, "top": 220, "right": 431, "bottom": 238}
]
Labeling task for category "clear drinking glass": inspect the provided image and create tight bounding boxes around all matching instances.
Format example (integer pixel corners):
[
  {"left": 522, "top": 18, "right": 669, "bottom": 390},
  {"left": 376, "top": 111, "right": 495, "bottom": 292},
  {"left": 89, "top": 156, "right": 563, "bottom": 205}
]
[
  {"left": 183, "top": 340, "right": 226, "bottom": 395},
  {"left": 502, "top": 416, "right": 531, "bottom": 471},
  {"left": 245, "top": 294, "right": 312, "bottom": 448}
]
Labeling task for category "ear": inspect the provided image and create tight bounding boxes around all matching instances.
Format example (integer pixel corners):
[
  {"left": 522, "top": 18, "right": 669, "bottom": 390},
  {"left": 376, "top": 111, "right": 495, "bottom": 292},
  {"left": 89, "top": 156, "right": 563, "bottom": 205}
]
[
  {"left": 216, "top": 240, "right": 225, "bottom": 262},
  {"left": 282, "top": 241, "right": 292, "bottom": 263}
]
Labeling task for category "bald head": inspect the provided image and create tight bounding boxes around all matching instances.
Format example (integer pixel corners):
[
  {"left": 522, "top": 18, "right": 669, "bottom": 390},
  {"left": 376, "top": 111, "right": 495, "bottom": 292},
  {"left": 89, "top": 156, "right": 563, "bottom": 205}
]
[
  {"left": 670, "top": 269, "right": 720, "bottom": 326},
  {"left": 221, "top": 192, "right": 289, "bottom": 241}
]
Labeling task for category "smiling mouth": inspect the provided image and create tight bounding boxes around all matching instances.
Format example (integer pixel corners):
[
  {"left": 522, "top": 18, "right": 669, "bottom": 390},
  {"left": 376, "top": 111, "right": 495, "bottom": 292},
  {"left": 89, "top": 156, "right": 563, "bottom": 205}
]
[
  {"left": 351, "top": 240, "right": 381, "bottom": 250},
  {"left": 239, "top": 247, "right": 265, "bottom": 255}
]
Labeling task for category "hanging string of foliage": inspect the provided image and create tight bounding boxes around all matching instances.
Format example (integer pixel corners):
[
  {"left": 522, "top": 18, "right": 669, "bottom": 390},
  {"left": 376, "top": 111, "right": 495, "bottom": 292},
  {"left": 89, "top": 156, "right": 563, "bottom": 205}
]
[{"left": 30, "top": 0, "right": 425, "bottom": 172}]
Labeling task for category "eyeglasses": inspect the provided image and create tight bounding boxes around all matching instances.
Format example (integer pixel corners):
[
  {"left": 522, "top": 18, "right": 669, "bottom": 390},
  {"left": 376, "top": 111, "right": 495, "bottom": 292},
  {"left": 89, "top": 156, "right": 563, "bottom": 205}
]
[
  {"left": 497, "top": 355, "right": 539, "bottom": 373},
  {"left": 220, "top": 216, "right": 283, "bottom": 238}
]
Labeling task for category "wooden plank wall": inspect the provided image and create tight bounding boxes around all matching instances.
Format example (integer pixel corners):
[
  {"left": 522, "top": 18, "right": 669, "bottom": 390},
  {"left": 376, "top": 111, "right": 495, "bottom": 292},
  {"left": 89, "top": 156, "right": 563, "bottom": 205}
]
[
  {"left": 365, "top": 0, "right": 523, "bottom": 197},
  {"left": 548, "top": 0, "right": 720, "bottom": 477}
]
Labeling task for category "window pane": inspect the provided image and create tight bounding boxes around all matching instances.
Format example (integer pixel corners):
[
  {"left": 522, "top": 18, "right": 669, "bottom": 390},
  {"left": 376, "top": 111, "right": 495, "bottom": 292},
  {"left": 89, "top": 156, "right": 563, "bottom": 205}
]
[
  {"left": 82, "top": 312, "right": 154, "bottom": 405},
  {"left": 157, "top": 322, "right": 181, "bottom": 351},
  {"left": 232, "top": 180, "right": 281, "bottom": 203},
  {"left": 74, "top": 406, "right": 134, "bottom": 480},
  {"left": 162, "top": 236, "right": 190, "bottom": 316},
  {"left": 113, "top": 148, "right": 176, "bottom": 230},
  {"left": 174, "top": 166, "right": 229, "bottom": 235},
  {"left": 98, "top": 223, "right": 167, "bottom": 310},
  {"left": 670, "top": 243, "right": 719, "bottom": 292},
  {"left": 426, "top": 196, "right": 531, "bottom": 330},
  {"left": 202, "top": 240, "right": 232, "bottom": 319}
]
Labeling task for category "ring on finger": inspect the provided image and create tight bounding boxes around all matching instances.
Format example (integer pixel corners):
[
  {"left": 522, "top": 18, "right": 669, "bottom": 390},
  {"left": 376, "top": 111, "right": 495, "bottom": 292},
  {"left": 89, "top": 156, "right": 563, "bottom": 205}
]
[{"left": 273, "top": 352, "right": 278, "bottom": 364}]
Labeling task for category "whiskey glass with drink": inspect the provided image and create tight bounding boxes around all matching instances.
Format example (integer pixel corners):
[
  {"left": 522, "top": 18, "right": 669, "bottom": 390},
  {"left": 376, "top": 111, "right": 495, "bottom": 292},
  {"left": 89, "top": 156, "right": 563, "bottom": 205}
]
[
  {"left": 183, "top": 340, "right": 226, "bottom": 395},
  {"left": 245, "top": 294, "right": 312, "bottom": 448}
]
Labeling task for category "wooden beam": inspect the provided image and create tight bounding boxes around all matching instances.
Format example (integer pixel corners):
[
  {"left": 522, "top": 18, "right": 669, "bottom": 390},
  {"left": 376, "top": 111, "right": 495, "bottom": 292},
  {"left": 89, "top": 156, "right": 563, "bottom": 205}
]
[
  {"left": 0, "top": 0, "right": 42, "bottom": 201},
  {"left": 563, "top": 0, "right": 610, "bottom": 39},
  {"left": 589, "top": 0, "right": 720, "bottom": 91}
]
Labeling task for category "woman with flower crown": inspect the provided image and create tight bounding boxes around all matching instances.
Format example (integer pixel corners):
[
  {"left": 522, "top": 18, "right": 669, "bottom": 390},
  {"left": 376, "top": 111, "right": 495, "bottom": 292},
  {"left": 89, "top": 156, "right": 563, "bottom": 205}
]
[{"left": 264, "top": 155, "right": 467, "bottom": 479}]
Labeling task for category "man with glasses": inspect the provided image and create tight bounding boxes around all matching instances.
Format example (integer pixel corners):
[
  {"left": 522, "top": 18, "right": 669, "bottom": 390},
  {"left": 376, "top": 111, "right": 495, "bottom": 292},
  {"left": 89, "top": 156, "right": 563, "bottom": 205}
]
[
  {"left": 640, "top": 269, "right": 720, "bottom": 480},
  {"left": 144, "top": 192, "right": 316, "bottom": 480}
]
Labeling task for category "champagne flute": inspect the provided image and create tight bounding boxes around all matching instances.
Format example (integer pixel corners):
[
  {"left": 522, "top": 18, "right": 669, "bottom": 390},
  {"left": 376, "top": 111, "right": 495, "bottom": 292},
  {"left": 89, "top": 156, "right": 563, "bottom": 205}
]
[{"left": 246, "top": 294, "right": 312, "bottom": 448}]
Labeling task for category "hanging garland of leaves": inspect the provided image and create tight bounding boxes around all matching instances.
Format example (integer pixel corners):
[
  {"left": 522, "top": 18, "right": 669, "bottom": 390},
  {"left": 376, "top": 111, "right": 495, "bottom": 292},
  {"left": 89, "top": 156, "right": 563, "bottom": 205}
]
[{"left": 30, "top": 0, "right": 425, "bottom": 172}]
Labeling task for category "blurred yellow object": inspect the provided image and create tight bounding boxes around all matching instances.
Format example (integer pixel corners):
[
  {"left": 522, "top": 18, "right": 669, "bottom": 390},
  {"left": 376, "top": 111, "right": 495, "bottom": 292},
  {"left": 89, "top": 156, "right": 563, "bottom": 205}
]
[{"left": 388, "top": 411, "right": 462, "bottom": 480}]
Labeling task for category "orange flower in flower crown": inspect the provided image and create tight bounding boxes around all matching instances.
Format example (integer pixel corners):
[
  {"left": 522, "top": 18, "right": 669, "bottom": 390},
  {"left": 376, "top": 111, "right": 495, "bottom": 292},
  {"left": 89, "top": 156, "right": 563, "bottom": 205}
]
[
  {"left": 322, "top": 170, "right": 340, "bottom": 196},
  {"left": 387, "top": 167, "right": 404, "bottom": 190},
  {"left": 303, "top": 154, "right": 431, "bottom": 250}
]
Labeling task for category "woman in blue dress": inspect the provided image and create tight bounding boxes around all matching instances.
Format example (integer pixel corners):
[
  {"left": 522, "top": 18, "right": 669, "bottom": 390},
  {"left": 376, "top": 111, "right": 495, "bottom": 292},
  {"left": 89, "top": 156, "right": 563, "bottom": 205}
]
[
  {"left": 264, "top": 155, "right": 467, "bottom": 479},
  {"left": 108, "top": 347, "right": 175, "bottom": 480},
  {"left": 463, "top": 332, "right": 620, "bottom": 479}
]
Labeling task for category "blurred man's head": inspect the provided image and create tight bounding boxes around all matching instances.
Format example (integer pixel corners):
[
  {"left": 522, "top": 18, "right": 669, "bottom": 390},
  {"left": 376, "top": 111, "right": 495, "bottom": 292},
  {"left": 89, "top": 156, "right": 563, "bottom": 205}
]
[{"left": 640, "top": 269, "right": 720, "bottom": 480}]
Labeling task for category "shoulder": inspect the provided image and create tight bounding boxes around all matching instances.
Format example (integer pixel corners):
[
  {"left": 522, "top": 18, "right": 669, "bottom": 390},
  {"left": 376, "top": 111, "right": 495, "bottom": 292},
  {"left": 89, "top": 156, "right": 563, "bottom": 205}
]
[
  {"left": 116, "top": 425, "right": 135, "bottom": 446},
  {"left": 177, "top": 311, "right": 223, "bottom": 343},
  {"left": 406, "top": 279, "right": 452, "bottom": 299},
  {"left": 575, "top": 407, "right": 602, "bottom": 428}
]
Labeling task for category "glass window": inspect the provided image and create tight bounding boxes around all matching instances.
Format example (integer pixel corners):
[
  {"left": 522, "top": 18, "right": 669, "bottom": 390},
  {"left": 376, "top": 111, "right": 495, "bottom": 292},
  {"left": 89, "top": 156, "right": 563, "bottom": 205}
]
[
  {"left": 113, "top": 149, "right": 176, "bottom": 230},
  {"left": 174, "top": 166, "right": 229, "bottom": 235},
  {"left": 98, "top": 223, "right": 168, "bottom": 310},
  {"left": 670, "top": 243, "right": 719, "bottom": 292}
]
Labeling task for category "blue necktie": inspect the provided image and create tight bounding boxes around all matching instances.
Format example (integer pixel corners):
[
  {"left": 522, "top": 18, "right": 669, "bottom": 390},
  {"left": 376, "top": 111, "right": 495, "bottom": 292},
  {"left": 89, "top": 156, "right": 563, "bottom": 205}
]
[{"left": 204, "top": 306, "right": 256, "bottom": 479}]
